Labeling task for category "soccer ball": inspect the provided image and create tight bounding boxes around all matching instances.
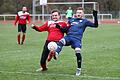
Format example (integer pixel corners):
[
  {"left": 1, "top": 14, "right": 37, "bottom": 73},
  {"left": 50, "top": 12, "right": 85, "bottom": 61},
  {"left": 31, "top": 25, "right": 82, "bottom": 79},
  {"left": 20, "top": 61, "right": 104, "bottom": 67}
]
[{"left": 47, "top": 42, "right": 58, "bottom": 51}]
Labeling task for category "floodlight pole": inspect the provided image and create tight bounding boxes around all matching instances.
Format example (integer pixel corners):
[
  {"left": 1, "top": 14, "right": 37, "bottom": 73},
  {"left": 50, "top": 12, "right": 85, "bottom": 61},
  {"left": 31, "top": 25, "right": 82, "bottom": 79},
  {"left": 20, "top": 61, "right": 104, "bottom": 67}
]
[
  {"left": 40, "top": 0, "right": 47, "bottom": 22},
  {"left": 32, "top": 0, "right": 36, "bottom": 23},
  {"left": 93, "top": 2, "right": 96, "bottom": 10},
  {"left": 82, "top": 0, "right": 84, "bottom": 10},
  {"left": 42, "top": 5, "right": 45, "bottom": 22}
]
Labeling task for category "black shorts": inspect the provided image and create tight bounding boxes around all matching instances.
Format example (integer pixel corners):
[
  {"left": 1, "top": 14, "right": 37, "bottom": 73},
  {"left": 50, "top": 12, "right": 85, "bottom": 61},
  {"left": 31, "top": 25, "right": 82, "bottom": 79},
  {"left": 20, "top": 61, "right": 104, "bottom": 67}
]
[{"left": 18, "top": 24, "right": 26, "bottom": 33}]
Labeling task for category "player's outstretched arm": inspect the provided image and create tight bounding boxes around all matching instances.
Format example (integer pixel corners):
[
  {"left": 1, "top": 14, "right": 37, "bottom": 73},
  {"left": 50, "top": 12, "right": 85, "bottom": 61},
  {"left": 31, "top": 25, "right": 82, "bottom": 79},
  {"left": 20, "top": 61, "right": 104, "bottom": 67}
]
[
  {"left": 31, "top": 24, "right": 40, "bottom": 31},
  {"left": 93, "top": 10, "right": 98, "bottom": 27},
  {"left": 14, "top": 15, "right": 19, "bottom": 26},
  {"left": 31, "top": 24, "right": 35, "bottom": 28},
  {"left": 31, "top": 22, "right": 48, "bottom": 32}
]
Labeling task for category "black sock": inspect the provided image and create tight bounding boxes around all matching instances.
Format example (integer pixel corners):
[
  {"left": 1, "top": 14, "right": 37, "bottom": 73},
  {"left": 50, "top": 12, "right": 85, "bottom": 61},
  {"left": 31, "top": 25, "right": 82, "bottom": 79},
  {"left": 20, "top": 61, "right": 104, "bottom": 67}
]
[{"left": 75, "top": 53, "right": 82, "bottom": 68}]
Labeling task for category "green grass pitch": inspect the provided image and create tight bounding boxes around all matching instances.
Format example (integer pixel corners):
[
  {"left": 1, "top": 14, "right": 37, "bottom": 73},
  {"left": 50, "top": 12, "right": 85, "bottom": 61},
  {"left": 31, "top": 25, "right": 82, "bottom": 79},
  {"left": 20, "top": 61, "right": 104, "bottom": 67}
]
[{"left": 0, "top": 23, "right": 120, "bottom": 80}]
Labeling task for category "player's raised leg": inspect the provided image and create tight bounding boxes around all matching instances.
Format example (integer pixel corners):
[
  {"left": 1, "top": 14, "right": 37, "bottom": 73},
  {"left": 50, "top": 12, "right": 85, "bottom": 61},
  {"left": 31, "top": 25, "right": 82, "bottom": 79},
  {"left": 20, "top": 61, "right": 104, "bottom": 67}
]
[
  {"left": 47, "top": 38, "right": 66, "bottom": 62},
  {"left": 47, "top": 42, "right": 59, "bottom": 62}
]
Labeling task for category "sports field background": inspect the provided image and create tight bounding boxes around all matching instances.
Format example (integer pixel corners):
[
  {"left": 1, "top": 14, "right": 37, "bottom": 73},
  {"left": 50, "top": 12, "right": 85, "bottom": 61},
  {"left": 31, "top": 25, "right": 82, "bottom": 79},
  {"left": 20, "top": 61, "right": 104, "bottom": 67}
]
[{"left": 0, "top": 23, "right": 120, "bottom": 80}]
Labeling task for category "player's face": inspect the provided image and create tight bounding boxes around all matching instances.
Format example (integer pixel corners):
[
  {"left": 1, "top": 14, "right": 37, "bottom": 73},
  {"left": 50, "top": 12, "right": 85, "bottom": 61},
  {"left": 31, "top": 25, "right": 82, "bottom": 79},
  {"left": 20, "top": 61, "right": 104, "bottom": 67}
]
[
  {"left": 22, "top": 7, "right": 27, "bottom": 12},
  {"left": 51, "top": 12, "right": 60, "bottom": 21},
  {"left": 76, "top": 10, "right": 84, "bottom": 18}
]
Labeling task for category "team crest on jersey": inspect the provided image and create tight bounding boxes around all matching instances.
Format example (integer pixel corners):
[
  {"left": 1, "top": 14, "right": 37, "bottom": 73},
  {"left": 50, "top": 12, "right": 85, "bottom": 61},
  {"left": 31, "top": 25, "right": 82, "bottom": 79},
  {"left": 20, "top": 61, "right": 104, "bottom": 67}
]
[
  {"left": 79, "top": 20, "right": 83, "bottom": 22},
  {"left": 49, "top": 23, "right": 56, "bottom": 28},
  {"left": 71, "top": 22, "right": 79, "bottom": 25},
  {"left": 20, "top": 16, "right": 27, "bottom": 19}
]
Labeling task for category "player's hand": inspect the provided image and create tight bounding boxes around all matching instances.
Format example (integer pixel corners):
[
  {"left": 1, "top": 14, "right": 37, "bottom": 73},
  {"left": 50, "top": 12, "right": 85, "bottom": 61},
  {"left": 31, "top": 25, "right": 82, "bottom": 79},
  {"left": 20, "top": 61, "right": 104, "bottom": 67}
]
[
  {"left": 14, "top": 23, "right": 17, "bottom": 28},
  {"left": 56, "top": 24, "right": 61, "bottom": 29},
  {"left": 93, "top": 10, "right": 98, "bottom": 17},
  {"left": 14, "top": 24, "right": 16, "bottom": 26},
  {"left": 31, "top": 24, "right": 35, "bottom": 28},
  {"left": 27, "top": 21, "right": 30, "bottom": 24}
]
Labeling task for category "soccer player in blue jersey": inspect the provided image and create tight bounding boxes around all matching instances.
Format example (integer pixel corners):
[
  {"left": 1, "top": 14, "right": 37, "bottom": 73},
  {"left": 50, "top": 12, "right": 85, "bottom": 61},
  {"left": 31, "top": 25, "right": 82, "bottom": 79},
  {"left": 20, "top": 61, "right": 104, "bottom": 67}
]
[{"left": 47, "top": 7, "right": 98, "bottom": 76}]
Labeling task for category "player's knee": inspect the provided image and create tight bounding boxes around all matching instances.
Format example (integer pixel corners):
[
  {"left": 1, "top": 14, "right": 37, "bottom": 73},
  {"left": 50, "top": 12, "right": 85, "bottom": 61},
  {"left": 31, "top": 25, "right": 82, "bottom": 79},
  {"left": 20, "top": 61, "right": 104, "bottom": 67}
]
[
  {"left": 23, "top": 33, "right": 26, "bottom": 35},
  {"left": 75, "top": 48, "right": 81, "bottom": 53},
  {"left": 18, "top": 32, "right": 21, "bottom": 35},
  {"left": 59, "top": 38, "right": 66, "bottom": 45}
]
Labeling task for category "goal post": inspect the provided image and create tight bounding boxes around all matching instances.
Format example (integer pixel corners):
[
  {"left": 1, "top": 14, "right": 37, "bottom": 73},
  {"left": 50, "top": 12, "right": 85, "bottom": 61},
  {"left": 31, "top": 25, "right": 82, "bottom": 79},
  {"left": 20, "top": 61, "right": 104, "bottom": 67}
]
[
  {"left": 32, "top": 0, "right": 112, "bottom": 22},
  {"left": 32, "top": 0, "right": 99, "bottom": 21}
]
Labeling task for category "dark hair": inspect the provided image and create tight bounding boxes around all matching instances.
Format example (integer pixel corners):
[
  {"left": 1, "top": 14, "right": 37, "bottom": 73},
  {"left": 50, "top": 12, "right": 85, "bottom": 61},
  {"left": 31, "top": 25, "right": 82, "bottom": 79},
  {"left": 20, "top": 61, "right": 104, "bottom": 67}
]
[
  {"left": 51, "top": 9, "right": 60, "bottom": 15},
  {"left": 76, "top": 7, "right": 84, "bottom": 11}
]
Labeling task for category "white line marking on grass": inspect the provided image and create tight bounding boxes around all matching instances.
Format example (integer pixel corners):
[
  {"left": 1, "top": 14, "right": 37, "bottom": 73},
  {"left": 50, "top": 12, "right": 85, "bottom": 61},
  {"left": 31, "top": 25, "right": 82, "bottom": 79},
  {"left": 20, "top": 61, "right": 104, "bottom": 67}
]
[
  {"left": 1, "top": 49, "right": 36, "bottom": 54},
  {"left": 0, "top": 49, "right": 39, "bottom": 56},
  {"left": 0, "top": 71, "right": 120, "bottom": 80},
  {"left": 0, "top": 50, "right": 22, "bottom": 54}
]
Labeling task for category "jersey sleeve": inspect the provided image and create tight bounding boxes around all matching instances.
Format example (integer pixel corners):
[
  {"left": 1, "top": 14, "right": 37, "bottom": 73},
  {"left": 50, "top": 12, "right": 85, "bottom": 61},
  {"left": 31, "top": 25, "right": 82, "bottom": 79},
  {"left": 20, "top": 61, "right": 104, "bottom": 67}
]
[
  {"left": 33, "top": 21, "right": 48, "bottom": 32},
  {"left": 14, "top": 14, "right": 19, "bottom": 25},
  {"left": 86, "top": 19, "right": 98, "bottom": 28},
  {"left": 27, "top": 14, "right": 31, "bottom": 23}
]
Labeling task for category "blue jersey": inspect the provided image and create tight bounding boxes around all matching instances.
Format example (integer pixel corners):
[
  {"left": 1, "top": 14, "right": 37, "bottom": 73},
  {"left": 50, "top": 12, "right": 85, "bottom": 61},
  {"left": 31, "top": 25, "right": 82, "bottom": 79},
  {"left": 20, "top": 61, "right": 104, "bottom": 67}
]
[
  {"left": 56, "top": 17, "right": 98, "bottom": 53},
  {"left": 67, "top": 18, "right": 97, "bottom": 40}
]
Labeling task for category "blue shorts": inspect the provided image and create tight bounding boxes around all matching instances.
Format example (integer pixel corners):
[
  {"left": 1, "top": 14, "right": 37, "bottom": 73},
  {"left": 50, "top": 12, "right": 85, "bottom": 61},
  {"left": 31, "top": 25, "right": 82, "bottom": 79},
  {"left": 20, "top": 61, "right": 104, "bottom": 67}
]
[{"left": 63, "top": 35, "right": 82, "bottom": 49}]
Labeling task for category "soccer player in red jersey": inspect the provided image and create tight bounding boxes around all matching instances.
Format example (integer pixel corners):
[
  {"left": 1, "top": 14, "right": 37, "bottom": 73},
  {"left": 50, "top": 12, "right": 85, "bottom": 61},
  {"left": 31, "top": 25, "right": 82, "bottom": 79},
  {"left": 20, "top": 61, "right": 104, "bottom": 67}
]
[
  {"left": 14, "top": 6, "right": 31, "bottom": 45},
  {"left": 31, "top": 9, "right": 68, "bottom": 71}
]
